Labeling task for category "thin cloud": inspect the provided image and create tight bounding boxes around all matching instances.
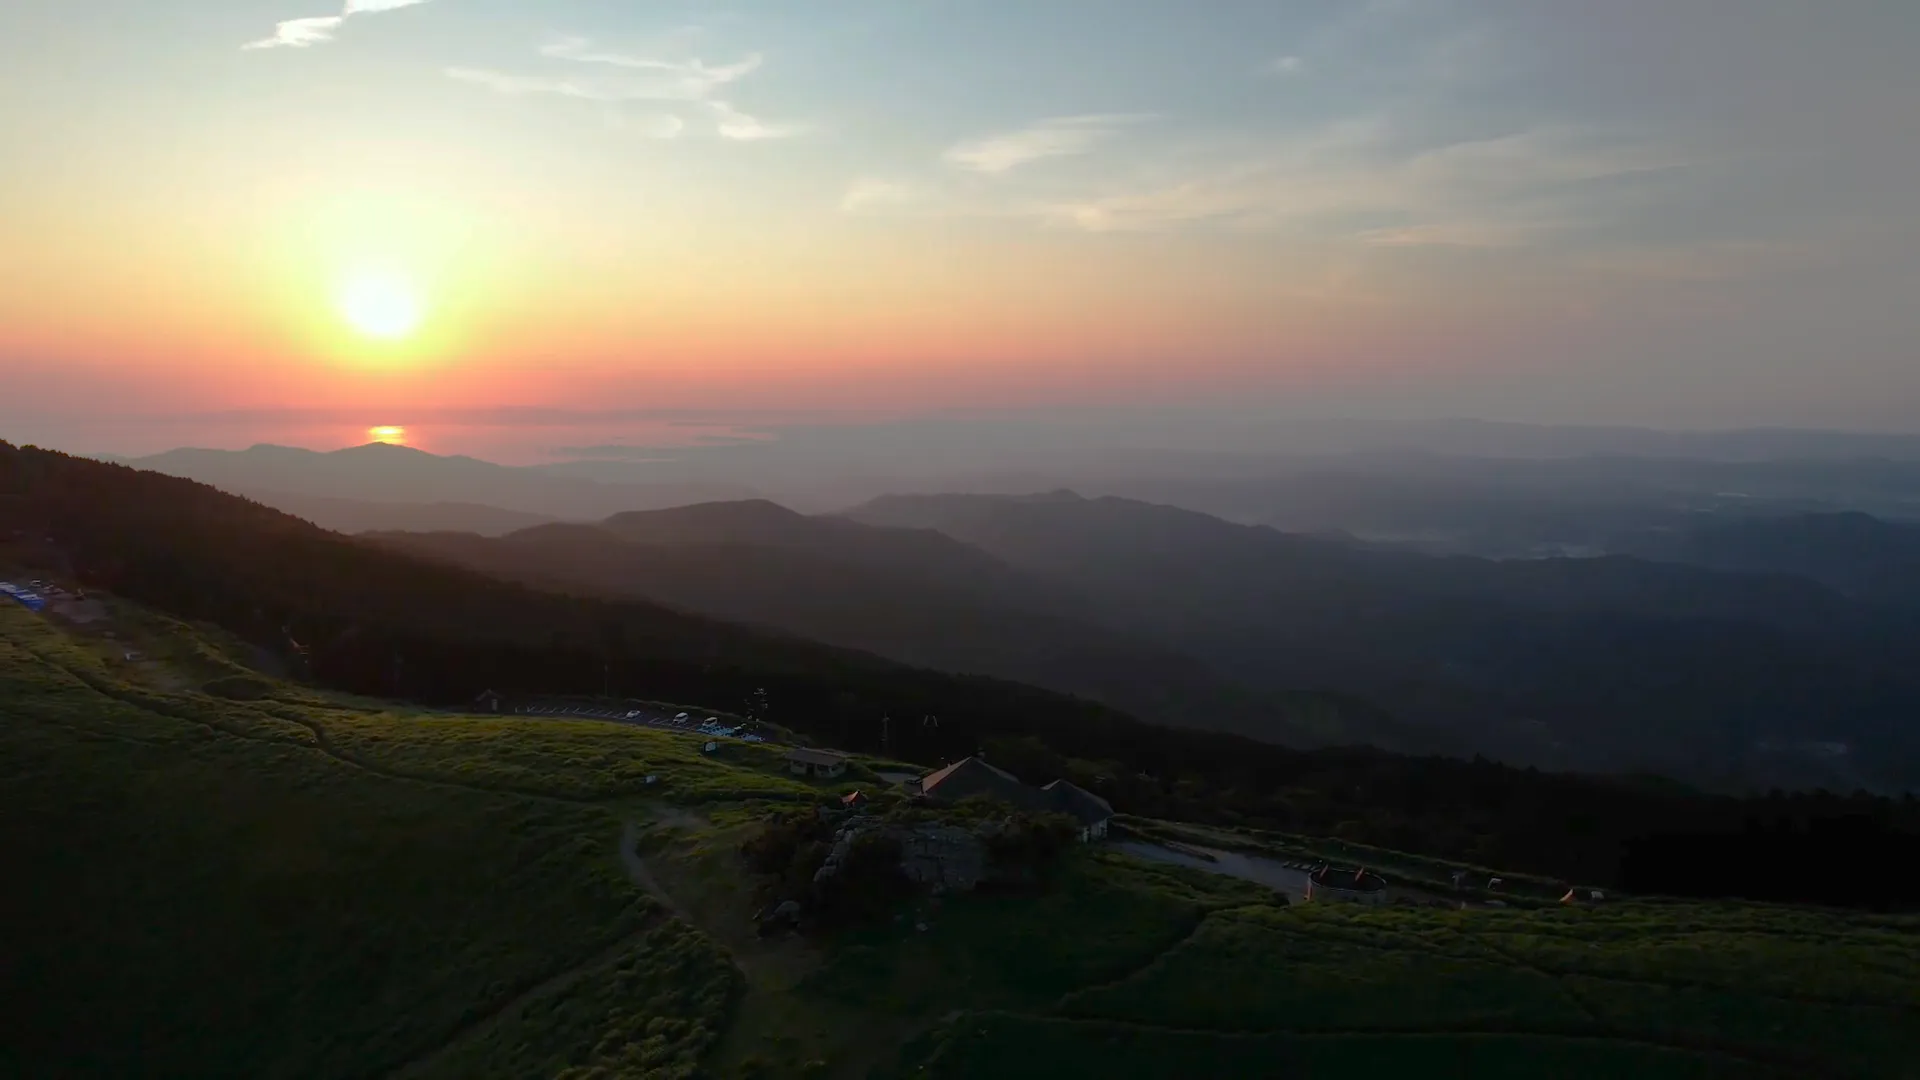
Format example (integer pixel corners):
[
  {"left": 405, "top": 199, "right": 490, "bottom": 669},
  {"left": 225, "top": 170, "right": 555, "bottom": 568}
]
[
  {"left": 1266, "top": 55, "right": 1306, "bottom": 76},
  {"left": 711, "top": 100, "right": 803, "bottom": 141},
  {"left": 1030, "top": 122, "right": 1685, "bottom": 244},
  {"left": 242, "top": 0, "right": 429, "bottom": 50},
  {"left": 633, "top": 114, "right": 686, "bottom": 140},
  {"left": 540, "top": 36, "right": 763, "bottom": 83},
  {"left": 451, "top": 36, "right": 800, "bottom": 140},
  {"left": 945, "top": 114, "right": 1155, "bottom": 175},
  {"left": 445, "top": 68, "right": 701, "bottom": 103},
  {"left": 243, "top": 16, "right": 345, "bottom": 50},
  {"left": 342, "top": 0, "right": 431, "bottom": 12},
  {"left": 840, "top": 178, "right": 916, "bottom": 213}
]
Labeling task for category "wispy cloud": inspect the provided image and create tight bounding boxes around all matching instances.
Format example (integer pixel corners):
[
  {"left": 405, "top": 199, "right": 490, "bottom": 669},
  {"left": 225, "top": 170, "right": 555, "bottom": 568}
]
[
  {"left": 839, "top": 178, "right": 916, "bottom": 213},
  {"left": 242, "top": 0, "right": 429, "bottom": 50},
  {"left": 243, "top": 16, "right": 345, "bottom": 50},
  {"left": 538, "top": 37, "right": 764, "bottom": 94},
  {"left": 1266, "top": 55, "right": 1306, "bottom": 76},
  {"left": 449, "top": 35, "right": 800, "bottom": 139},
  {"left": 1031, "top": 123, "right": 1684, "bottom": 246},
  {"left": 944, "top": 114, "right": 1155, "bottom": 175},
  {"left": 710, "top": 100, "right": 803, "bottom": 141},
  {"left": 444, "top": 68, "right": 683, "bottom": 103},
  {"left": 606, "top": 112, "right": 685, "bottom": 139},
  {"left": 342, "top": 0, "right": 431, "bottom": 13}
]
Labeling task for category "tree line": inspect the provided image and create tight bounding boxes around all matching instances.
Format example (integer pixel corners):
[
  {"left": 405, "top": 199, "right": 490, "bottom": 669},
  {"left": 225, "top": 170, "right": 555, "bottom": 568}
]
[{"left": 5, "top": 440, "right": 1917, "bottom": 909}]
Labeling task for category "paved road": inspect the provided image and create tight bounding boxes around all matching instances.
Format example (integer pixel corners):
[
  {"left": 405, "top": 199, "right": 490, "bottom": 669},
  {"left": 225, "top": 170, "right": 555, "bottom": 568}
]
[
  {"left": 503, "top": 703, "right": 769, "bottom": 743},
  {"left": 1114, "top": 839, "right": 1319, "bottom": 900}
]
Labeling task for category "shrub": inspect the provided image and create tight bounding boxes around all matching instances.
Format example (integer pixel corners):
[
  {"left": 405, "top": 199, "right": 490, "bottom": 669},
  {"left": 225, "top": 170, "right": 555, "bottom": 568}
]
[
  {"left": 814, "top": 833, "right": 915, "bottom": 928},
  {"left": 202, "top": 674, "right": 273, "bottom": 700}
]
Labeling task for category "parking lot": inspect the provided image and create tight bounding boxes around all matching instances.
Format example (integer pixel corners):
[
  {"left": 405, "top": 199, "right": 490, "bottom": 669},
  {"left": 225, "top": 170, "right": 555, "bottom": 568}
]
[{"left": 508, "top": 702, "right": 768, "bottom": 744}]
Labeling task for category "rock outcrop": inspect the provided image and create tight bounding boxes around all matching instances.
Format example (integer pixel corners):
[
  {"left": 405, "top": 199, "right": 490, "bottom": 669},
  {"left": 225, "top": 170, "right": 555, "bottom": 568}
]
[{"left": 812, "top": 820, "right": 989, "bottom": 893}]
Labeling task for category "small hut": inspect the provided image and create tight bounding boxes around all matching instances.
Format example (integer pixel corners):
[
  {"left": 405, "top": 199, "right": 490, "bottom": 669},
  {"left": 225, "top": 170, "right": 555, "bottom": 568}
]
[
  {"left": 787, "top": 747, "right": 850, "bottom": 778},
  {"left": 1306, "top": 864, "right": 1389, "bottom": 905}
]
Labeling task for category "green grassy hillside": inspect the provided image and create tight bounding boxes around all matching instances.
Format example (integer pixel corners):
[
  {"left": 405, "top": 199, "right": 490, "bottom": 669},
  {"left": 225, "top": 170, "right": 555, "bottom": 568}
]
[
  {"left": 0, "top": 602, "right": 741, "bottom": 1080},
  {"left": 3, "top": 600, "right": 1917, "bottom": 1079}
]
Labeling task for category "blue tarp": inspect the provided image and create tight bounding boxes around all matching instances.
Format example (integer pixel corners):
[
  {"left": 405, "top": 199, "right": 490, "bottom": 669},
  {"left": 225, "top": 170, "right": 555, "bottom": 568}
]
[{"left": 0, "top": 582, "right": 47, "bottom": 612}]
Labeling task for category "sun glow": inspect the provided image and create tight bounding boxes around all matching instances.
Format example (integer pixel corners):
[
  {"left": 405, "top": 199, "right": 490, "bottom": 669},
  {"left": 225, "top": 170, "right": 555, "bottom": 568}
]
[
  {"left": 339, "top": 273, "right": 422, "bottom": 340},
  {"left": 368, "top": 425, "right": 407, "bottom": 445}
]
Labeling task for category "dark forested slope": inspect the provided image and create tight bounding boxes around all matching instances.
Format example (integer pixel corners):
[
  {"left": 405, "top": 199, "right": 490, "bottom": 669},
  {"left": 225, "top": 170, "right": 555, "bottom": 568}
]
[
  {"left": 370, "top": 513, "right": 1400, "bottom": 752},
  {"left": 1615, "top": 511, "right": 1920, "bottom": 605},
  {"left": 7, "top": 440, "right": 1920, "bottom": 904},
  {"left": 847, "top": 492, "right": 1920, "bottom": 791}
]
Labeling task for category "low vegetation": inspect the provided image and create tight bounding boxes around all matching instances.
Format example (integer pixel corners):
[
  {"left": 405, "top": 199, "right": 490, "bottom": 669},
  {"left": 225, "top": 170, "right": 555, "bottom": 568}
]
[
  {"left": 11, "top": 440, "right": 1920, "bottom": 909},
  {"left": 404, "top": 922, "right": 740, "bottom": 1080},
  {"left": 6, "top": 590, "right": 1920, "bottom": 1079},
  {"left": 1040, "top": 902, "right": 1920, "bottom": 1078},
  {"left": 890, "top": 1019, "right": 1750, "bottom": 1080},
  {"left": 310, "top": 711, "right": 822, "bottom": 804},
  {"left": 0, "top": 608, "right": 663, "bottom": 1079}
]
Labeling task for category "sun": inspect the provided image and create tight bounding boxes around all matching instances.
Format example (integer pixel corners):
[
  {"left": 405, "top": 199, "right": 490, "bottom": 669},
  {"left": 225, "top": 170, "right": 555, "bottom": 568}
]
[{"left": 338, "top": 273, "right": 422, "bottom": 340}]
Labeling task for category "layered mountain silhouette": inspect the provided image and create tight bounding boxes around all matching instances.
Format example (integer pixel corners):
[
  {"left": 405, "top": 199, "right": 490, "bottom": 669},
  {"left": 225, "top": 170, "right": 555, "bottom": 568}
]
[
  {"left": 226, "top": 491, "right": 560, "bottom": 536},
  {"left": 372, "top": 501, "right": 1397, "bottom": 750},
  {"left": 21, "top": 438, "right": 1920, "bottom": 909},
  {"left": 1615, "top": 511, "right": 1920, "bottom": 605},
  {"left": 47, "top": 439, "right": 1920, "bottom": 791},
  {"left": 845, "top": 492, "right": 1920, "bottom": 790},
  {"left": 111, "top": 442, "right": 761, "bottom": 520}
]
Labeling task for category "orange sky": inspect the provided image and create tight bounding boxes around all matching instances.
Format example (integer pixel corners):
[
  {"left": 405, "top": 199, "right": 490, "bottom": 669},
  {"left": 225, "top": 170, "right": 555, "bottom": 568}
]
[{"left": 5, "top": 1, "right": 1918, "bottom": 457}]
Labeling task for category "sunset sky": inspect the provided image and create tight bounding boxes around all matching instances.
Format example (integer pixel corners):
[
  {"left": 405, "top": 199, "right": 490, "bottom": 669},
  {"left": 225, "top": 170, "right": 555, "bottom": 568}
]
[{"left": 3, "top": 1, "right": 1918, "bottom": 459}]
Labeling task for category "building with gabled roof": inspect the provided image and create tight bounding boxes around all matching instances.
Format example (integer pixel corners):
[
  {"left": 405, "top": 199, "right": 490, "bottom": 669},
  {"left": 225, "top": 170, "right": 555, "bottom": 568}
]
[
  {"left": 916, "top": 756, "right": 1114, "bottom": 842},
  {"left": 1041, "top": 779, "right": 1113, "bottom": 841},
  {"left": 918, "top": 756, "right": 1044, "bottom": 809},
  {"left": 787, "top": 747, "right": 850, "bottom": 778}
]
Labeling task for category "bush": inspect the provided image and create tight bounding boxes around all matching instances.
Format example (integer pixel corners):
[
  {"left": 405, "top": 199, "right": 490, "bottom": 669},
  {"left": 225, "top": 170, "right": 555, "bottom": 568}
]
[
  {"left": 984, "top": 812, "right": 1081, "bottom": 871},
  {"left": 741, "top": 810, "right": 832, "bottom": 877},
  {"left": 202, "top": 674, "right": 272, "bottom": 700},
  {"left": 814, "top": 833, "right": 915, "bottom": 928}
]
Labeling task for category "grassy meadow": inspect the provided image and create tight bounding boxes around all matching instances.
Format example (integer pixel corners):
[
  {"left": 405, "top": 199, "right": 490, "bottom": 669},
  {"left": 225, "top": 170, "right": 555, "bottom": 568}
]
[
  {"left": 0, "top": 604, "right": 739, "bottom": 1079},
  {"left": 4, "top": 597, "right": 1919, "bottom": 1080}
]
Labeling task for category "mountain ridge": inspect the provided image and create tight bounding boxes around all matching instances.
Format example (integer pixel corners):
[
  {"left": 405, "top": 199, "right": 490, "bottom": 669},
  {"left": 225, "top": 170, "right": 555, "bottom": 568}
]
[
  {"left": 119, "top": 442, "right": 764, "bottom": 519},
  {"left": 372, "top": 506, "right": 1400, "bottom": 751},
  {"left": 844, "top": 491, "right": 1920, "bottom": 791}
]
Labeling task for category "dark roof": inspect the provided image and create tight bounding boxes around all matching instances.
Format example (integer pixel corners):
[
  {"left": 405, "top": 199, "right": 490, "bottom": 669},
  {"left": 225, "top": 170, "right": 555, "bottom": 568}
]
[
  {"left": 788, "top": 747, "right": 850, "bottom": 766},
  {"left": 919, "top": 757, "right": 1050, "bottom": 813},
  {"left": 1042, "top": 779, "right": 1113, "bottom": 827},
  {"left": 920, "top": 759, "right": 1116, "bottom": 827}
]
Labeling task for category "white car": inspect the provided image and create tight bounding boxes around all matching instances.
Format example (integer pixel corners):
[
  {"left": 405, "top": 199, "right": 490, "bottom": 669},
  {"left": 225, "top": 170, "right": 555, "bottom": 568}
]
[{"left": 674, "top": 712, "right": 690, "bottom": 722}]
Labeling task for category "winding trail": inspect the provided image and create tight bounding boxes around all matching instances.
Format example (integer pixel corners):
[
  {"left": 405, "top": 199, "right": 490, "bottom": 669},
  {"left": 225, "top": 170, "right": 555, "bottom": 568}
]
[
  {"left": 30, "top": 641, "right": 605, "bottom": 807},
  {"left": 385, "top": 821, "right": 724, "bottom": 1079},
  {"left": 1045, "top": 908, "right": 1221, "bottom": 1015},
  {"left": 384, "top": 920, "right": 658, "bottom": 1080},
  {"left": 618, "top": 819, "right": 698, "bottom": 924}
]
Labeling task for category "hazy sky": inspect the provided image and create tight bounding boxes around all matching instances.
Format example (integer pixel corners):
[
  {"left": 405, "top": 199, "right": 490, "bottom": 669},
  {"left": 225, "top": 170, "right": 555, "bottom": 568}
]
[{"left": 3, "top": 1, "right": 1918, "bottom": 458}]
